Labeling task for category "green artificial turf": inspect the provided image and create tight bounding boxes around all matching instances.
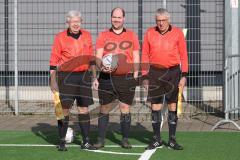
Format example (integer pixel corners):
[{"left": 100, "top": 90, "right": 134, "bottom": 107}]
[{"left": 0, "top": 131, "right": 239, "bottom": 160}]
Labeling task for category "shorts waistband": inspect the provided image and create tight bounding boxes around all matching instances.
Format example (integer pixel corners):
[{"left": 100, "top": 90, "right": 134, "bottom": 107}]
[
  {"left": 150, "top": 65, "right": 180, "bottom": 71},
  {"left": 99, "top": 72, "right": 133, "bottom": 79}
]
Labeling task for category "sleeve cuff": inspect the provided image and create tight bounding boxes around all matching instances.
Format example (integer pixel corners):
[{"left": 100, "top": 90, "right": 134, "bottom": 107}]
[
  {"left": 50, "top": 66, "right": 57, "bottom": 70},
  {"left": 181, "top": 72, "right": 188, "bottom": 77}
]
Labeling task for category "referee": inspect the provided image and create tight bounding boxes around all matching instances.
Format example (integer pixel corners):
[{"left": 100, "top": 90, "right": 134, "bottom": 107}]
[
  {"left": 93, "top": 7, "right": 140, "bottom": 149},
  {"left": 141, "top": 8, "right": 188, "bottom": 150},
  {"left": 49, "top": 10, "right": 97, "bottom": 151}
]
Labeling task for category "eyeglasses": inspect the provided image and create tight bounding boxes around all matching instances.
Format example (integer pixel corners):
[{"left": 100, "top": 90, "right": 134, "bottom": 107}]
[
  {"left": 69, "top": 20, "right": 81, "bottom": 24},
  {"left": 156, "top": 19, "right": 168, "bottom": 23}
]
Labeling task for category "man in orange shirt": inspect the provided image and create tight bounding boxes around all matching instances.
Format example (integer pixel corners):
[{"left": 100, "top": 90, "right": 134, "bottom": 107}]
[
  {"left": 142, "top": 8, "right": 188, "bottom": 150},
  {"left": 93, "top": 7, "right": 140, "bottom": 149},
  {"left": 50, "top": 10, "right": 97, "bottom": 151}
]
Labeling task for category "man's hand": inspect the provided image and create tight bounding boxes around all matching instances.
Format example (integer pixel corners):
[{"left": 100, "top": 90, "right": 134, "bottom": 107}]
[
  {"left": 92, "top": 78, "right": 99, "bottom": 90},
  {"left": 142, "top": 79, "right": 149, "bottom": 90},
  {"left": 178, "top": 77, "right": 186, "bottom": 89},
  {"left": 133, "top": 71, "right": 138, "bottom": 80}
]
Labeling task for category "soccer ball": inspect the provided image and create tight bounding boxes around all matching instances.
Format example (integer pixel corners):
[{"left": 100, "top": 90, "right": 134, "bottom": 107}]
[
  {"left": 102, "top": 53, "right": 118, "bottom": 71},
  {"left": 65, "top": 127, "right": 74, "bottom": 143}
]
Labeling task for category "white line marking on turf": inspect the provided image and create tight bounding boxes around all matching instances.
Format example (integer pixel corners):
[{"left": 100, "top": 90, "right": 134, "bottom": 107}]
[
  {"left": 106, "top": 145, "right": 146, "bottom": 148},
  {"left": 0, "top": 144, "right": 145, "bottom": 156},
  {"left": 85, "top": 149, "right": 142, "bottom": 156},
  {"left": 0, "top": 144, "right": 146, "bottom": 148},
  {"left": 138, "top": 148, "right": 157, "bottom": 160}
]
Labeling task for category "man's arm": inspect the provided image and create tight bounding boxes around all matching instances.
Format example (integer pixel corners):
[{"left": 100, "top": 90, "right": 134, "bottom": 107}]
[
  {"left": 178, "top": 29, "right": 189, "bottom": 88},
  {"left": 132, "top": 32, "right": 140, "bottom": 80},
  {"left": 50, "top": 70, "right": 58, "bottom": 93},
  {"left": 49, "top": 35, "right": 61, "bottom": 93},
  {"left": 141, "top": 31, "right": 150, "bottom": 90},
  {"left": 95, "top": 32, "right": 112, "bottom": 72},
  {"left": 95, "top": 48, "right": 104, "bottom": 71},
  {"left": 133, "top": 50, "right": 140, "bottom": 80},
  {"left": 90, "top": 61, "right": 99, "bottom": 90}
]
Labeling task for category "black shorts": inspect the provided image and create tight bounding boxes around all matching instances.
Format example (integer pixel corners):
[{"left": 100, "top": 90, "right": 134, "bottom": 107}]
[
  {"left": 57, "top": 71, "right": 93, "bottom": 108},
  {"left": 98, "top": 73, "right": 137, "bottom": 105},
  {"left": 147, "top": 65, "right": 181, "bottom": 104}
]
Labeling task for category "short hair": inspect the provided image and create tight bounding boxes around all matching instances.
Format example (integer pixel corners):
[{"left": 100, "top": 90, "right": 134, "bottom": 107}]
[
  {"left": 155, "top": 8, "right": 170, "bottom": 21},
  {"left": 66, "top": 10, "right": 82, "bottom": 23},
  {"left": 111, "top": 7, "right": 125, "bottom": 17}
]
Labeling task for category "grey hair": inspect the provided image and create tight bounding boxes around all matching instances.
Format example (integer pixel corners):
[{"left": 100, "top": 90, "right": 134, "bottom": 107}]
[
  {"left": 66, "top": 10, "right": 82, "bottom": 23},
  {"left": 155, "top": 8, "right": 170, "bottom": 21}
]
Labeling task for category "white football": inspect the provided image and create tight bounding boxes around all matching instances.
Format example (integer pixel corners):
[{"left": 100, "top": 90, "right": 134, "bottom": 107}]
[
  {"left": 65, "top": 127, "right": 74, "bottom": 143},
  {"left": 102, "top": 53, "right": 118, "bottom": 70}
]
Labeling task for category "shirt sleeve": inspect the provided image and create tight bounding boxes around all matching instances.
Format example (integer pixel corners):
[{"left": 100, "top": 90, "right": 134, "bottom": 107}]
[
  {"left": 141, "top": 31, "right": 150, "bottom": 76},
  {"left": 132, "top": 32, "right": 140, "bottom": 51},
  {"left": 95, "top": 32, "right": 105, "bottom": 50},
  {"left": 49, "top": 35, "right": 62, "bottom": 70},
  {"left": 178, "top": 29, "right": 189, "bottom": 74},
  {"left": 87, "top": 33, "right": 96, "bottom": 65}
]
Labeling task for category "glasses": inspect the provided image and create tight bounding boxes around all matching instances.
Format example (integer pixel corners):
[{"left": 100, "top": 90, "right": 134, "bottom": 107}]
[
  {"left": 69, "top": 20, "right": 81, "bottom": 24},
  {"left": 156, "top": 19, "right": 168, "bottom": 23}
]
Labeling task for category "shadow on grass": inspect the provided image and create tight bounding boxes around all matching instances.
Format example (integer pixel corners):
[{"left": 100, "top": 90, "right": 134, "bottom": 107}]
[{"left": 31, "top": 121, "right": 153, "bottom": 146}]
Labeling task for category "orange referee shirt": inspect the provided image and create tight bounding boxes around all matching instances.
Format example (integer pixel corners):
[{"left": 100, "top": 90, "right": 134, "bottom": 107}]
[
  {"left": 142, "top": 25, "right": 188, "bottom": 76},
  {"left": 50, "top": 29, "right": 94, "bottom": 72},
  {"left": 96, "top": 28, "right": 140, "bottom": 75}
]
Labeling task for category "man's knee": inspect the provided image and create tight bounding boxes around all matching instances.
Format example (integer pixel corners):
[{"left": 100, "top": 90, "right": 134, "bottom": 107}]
[
  {"left": 77, "top": 107, "right": 89, "bottom": 114},
  {"left": 151, "top": 103, "right": 163, "bottom": 111},
  {"left": 63, "top": 109, "right": 70, "bottom": 116},
  {"left": 100, "top": 104, "right": 112, "bottom": 114},
  {"left": 119, "top": 102, "right": 130, "bottom": 114},
  {"left": 168, "top": 103, "right": 177, "bottom": 111}
]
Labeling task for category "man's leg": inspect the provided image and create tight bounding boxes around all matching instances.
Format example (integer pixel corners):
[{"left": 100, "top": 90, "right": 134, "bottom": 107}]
[
  {"left": 151, "top": 104, "right": 163, "bottom": 141},
  {"left": 57, "top": 72, "right": 73, "bottom": 151},
  {"left": 119, "top": 102, "right": 132, "bottom": 149},
  {"left": 78, "top": 107, "right": 96, "bottom": 150},
  {"left": 145, "top": 104, "right": 164, "bottom": 150},
  {"left": 95, "top": 73, "right": 116, "bottom": 149},
  {"left": 94, "top": 104, "right": 112, "bottom": 148},
  {"left": 167, "top": 103, "right": 183, "bottom": 150},
  {"left": 57, "top": 107, "right": 70, "bottom": 151}
]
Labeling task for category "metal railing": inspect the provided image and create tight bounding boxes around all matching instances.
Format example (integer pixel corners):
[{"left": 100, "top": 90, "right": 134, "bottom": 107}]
[{"left": 212, "top": 55, "right": 240, "bottom": 130}]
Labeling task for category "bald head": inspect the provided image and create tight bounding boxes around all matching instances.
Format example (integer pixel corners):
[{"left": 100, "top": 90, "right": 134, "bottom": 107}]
[{"left": 111, "top": 7, "right": 125, "bottom": 17}]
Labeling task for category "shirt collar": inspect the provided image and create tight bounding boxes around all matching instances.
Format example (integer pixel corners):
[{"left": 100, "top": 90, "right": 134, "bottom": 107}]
[
  {"left": 67, "top": 28, "right": 82, "bottom": 39},
  {"left": 109, "top": 27, "right": 126, "bottom": 35},
  {"left": 155, "top": 25, "right": 172, "bottom": 35}
]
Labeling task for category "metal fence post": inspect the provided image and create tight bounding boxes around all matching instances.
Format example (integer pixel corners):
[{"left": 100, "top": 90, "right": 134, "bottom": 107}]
[
  {"left": 14, "top": 0, "right": 19, "bottom": 115},
  {"left": 4, "top": 0, "right": 9, "bottom": 107}
]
